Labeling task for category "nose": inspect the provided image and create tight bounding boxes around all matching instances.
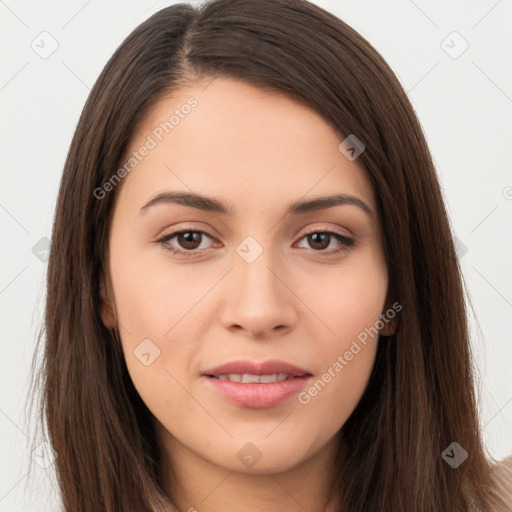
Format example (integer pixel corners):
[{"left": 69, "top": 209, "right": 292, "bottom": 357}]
[{"left": 220, "top": 251, "right": 298, "bottom": 339}]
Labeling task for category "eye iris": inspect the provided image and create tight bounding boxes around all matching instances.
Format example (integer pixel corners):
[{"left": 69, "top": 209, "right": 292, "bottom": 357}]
[
  {"left": 308, "top": 233, "right": 330, "bottom": 250},
  {"left": 178, "top": 231, "right": 201, "bottom": 250}
]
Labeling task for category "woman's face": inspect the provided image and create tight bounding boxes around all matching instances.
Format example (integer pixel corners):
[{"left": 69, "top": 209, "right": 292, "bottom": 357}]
[{"left": 101, "top": 76, "right": 393, "bottom": 475}]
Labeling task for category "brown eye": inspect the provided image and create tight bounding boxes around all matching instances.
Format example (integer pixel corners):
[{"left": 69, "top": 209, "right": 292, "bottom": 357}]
[
  {"left": 295, "top": 230, "right": 355, "bottom": 256},
  {"left": 157, "top": 230, "right": 215, "bottom": 254},
  {"left": 176, "top": 231, "right": 203, "bottom": 250},
  {"left": 306, "top": 232, "right": 331, "bottom": 250}
]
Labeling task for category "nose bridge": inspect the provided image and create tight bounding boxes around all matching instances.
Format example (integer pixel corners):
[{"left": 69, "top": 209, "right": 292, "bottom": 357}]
[
  {"left": 235, "top": 240, "right": 285, "bottom": 307},
  {"left": 221, "top": 236, "right": 297, "bottom": 335}
]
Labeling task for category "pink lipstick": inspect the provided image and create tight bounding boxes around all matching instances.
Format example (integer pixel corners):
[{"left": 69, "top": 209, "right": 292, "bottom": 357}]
[{"left": 202, "top": 359, "right": 313, "bottom": 408}]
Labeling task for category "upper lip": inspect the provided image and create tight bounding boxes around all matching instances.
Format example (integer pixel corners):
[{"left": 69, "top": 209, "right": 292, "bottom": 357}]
[{"left": 202, "top": 359, "right": 312, "bottom": 377}]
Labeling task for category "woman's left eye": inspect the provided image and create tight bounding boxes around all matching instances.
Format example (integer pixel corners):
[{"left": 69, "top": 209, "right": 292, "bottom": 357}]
[
  {"left": 156, "top": 229, "right": 355, "bottom": 256},
  {"left": 295, "top": 231, "right": 355, "bottom": 254}
]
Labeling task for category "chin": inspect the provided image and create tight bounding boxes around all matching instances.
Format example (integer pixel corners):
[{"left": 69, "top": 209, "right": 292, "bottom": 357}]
[{"left": 206, "top": 438, "right": 310, "bottom": 475}]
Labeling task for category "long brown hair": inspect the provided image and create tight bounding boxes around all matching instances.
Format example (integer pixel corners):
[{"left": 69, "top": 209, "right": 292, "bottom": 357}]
[{"left": 29, "top": 0, "right": 508, "bottom": 510}]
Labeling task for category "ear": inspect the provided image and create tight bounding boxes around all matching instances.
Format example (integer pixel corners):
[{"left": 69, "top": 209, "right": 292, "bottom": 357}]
[
  {"left": 99, "top": 273, "right": 117, "bottom": 330},
  {"left": 379, "top": 294, "right": 401, "bottom": 336}
]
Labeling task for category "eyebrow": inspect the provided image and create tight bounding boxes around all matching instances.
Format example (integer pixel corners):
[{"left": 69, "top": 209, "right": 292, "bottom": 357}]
[{"left": 140, "top": 191, "right": 372, "bottom": 217}]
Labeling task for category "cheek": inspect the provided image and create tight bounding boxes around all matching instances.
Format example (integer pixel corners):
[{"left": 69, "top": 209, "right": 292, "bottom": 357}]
[
  {"left": 108, "top": 239, "right": 215, "bottom": 410},
  {"left": 109, "top": 235, "right": 217, "bottom": 339},
  {"left": 295, "top": 253, "right": 386, "bottom": 411},
  {"left": 298, "top": 344, "right": 377, "bottom": 435},
  {"left": 305, "top": 250, "right": 388, "bottom": 343}
]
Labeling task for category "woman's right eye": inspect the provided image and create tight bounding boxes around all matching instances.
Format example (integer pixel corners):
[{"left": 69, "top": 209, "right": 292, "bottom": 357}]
[{"left": 156, "top": 230, "right": 216, "bottom": 255}]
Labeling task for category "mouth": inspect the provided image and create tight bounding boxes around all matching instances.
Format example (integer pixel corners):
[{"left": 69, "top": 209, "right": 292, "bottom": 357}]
[
  {"left": 201, "top": 358, "right": 312, "bottom": 380},
  {"left": 201, "top": 359, "right": 313, "bottom": 408},
  {"left": 205, "top": 373, "right": 310, "bottom": 383}
]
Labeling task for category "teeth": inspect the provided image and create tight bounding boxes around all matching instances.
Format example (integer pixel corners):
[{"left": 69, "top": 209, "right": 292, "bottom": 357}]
[
  {"left": 215, "top": 373, "right": 296, "bottom": 383},
  {"left": 241, "top": 374, "right": 261, "bottom": 383},
  {"left": 260, "top": 373, "right": 283, "bottom": 383}
]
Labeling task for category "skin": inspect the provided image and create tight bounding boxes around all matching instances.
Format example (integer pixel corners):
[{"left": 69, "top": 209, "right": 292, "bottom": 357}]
[{"left": 100, "top": 76, "right": 396, "bottom": 512}]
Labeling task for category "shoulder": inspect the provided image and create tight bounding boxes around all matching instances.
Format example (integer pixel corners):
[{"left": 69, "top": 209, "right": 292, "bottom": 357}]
[{"left": 489, "top": 456, "right": 512, "bottom": 511}]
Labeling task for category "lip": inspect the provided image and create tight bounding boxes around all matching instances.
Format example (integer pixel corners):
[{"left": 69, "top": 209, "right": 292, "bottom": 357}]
[
  {"left": 201, "top": 359, "right": 313, "bottom": 408},
  {"left": 201, "top": 359, "right": 311, "bottom": 377}
]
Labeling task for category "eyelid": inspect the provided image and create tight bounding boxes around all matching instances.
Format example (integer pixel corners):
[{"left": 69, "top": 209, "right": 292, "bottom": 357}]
[
  {"left": 294, "top": 224, "right": 353, "bottom": 239},
  {"left": 155, "top": 224, "right": 355, "bottom": 256}
]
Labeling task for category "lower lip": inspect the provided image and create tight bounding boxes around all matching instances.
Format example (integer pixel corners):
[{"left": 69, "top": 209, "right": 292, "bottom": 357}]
[{"left": 203, "top": 375, "right": 311, "bottom": 408}]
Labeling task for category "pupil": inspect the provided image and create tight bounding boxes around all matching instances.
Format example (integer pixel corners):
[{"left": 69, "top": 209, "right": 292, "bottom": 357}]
[
  {"left": 180, "top": 232, "right": 200, "bottom": 249},
  {"left": 310, "top": 233, "right": 329, "bottom": 250}
]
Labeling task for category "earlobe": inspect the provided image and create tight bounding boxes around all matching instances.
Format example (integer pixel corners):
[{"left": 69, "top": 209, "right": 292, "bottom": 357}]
[
  {"left": 379, "top": 317, "right": 396, "bottom": 336},
  {"left": 379, "top": 296, "right": 400, "bottom": 336},
  {"left": 99, "top": 274, "right": 117, "bottom": 330}
]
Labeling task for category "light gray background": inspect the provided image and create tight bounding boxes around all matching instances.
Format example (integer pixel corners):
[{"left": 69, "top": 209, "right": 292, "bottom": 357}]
[{"left": 1, "top": 0, "right": 511, "bottom": 510}]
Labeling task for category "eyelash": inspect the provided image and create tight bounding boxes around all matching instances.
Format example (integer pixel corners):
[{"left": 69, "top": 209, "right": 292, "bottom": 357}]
[{"left": 155, "top": 227, "right": 356, "bottom": 258}]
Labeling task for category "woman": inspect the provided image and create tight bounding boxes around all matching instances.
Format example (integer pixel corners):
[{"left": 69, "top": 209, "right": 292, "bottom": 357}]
[{"left": 31, "top": 0, "right": 512, "bottom": 510}]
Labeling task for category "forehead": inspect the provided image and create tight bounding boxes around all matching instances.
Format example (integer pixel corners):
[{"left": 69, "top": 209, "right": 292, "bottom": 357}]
[{"left": 117, "top": 76, "right": 374, "bottom": 214}]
